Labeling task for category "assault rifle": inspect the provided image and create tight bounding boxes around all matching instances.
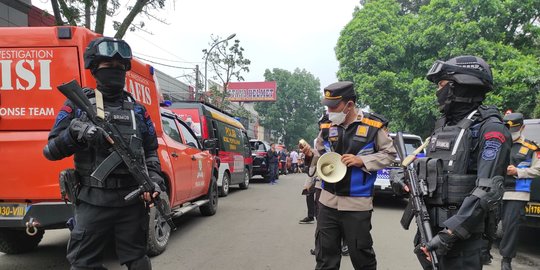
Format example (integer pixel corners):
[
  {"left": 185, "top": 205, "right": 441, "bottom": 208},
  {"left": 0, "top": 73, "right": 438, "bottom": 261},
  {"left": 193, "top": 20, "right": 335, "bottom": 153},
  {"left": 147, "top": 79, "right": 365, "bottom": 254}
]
[
  {"left": 394, "top": 132, "right": 438, "bottom": 269},
  {"left": 57, "top": 80, "right": 176, "bottom": 231}
]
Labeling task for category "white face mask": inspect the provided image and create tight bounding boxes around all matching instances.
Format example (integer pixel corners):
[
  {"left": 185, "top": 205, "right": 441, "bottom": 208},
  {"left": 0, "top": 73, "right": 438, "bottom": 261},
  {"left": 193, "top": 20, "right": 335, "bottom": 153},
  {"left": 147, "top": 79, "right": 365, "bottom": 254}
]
[
  {"left": 511, "top": 131, "right": 521, "bottom": 141},
  {"left": 328, "top": 104, "right": 349, "bottom": 125}
]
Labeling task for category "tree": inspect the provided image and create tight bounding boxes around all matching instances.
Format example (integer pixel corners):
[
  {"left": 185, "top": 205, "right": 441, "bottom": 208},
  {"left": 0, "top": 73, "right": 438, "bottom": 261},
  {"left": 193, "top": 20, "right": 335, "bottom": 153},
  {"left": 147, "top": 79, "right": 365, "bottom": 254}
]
[
  {"left": 50, "top": 0, "right": 167, "bottom": 39},
  {"left": 203, "top": 35, "right": 251, "bottom": 110},
  {"left": 254, "top": 68, "right": 322, "bottom": 146},
  {"left": 336, "top": 0, "right": 540, "bottom": 138}
]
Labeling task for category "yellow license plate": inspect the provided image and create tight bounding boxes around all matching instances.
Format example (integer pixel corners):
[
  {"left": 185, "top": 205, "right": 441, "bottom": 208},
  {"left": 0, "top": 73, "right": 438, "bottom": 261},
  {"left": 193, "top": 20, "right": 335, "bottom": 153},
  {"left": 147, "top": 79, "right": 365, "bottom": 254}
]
[
  {"left": 525, "top": 202, "right": 540, "bottom": 217},
  {"left": 0, "top": 203, "right": 27, "bottom": 218}
]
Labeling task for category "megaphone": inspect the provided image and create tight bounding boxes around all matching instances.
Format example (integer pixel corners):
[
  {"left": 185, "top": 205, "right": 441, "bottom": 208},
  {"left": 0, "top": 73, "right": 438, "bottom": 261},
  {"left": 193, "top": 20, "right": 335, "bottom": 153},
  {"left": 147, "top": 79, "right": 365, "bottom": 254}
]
[{"left": 316, "top": 152, "right": 347, "bottom": 183}]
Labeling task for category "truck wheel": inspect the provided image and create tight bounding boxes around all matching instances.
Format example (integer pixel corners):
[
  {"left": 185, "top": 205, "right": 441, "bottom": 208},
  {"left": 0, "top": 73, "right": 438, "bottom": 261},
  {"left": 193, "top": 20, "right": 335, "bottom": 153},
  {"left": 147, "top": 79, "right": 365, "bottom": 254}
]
[
  {"left": 147, "top": 193, "right": 172, "bottom": 257},
  {"left": 200, "top": 176, "right": 218, "bottom": 216},
  {"left": 239, "top": 169, "right": 250, "bottom": 190},
  {"left": 0, "top": 228, "right": 44, "bottom": 254},
  {"left": 219, "top": 173, "right": 230, "bottom": 197}
]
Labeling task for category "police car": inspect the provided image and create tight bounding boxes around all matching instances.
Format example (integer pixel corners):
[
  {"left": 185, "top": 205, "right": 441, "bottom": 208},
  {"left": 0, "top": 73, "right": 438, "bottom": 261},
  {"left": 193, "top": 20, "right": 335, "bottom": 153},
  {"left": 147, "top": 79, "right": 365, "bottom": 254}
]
[{"left": 374, "top": 133, "right": 424, "bottom": 197}]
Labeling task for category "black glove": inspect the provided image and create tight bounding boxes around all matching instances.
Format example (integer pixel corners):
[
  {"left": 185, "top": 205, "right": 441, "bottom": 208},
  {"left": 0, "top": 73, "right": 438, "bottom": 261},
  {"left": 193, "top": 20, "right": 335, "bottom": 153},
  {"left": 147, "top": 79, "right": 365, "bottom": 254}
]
[
  {"left": 68, "top": 118, "right": 107, "bottom": 145},
  {"left": 390, "top": 169, "right": 407, "bottom": 196},
  {"left": 425, "top": 229, "right": 459, "bottom": 256}
]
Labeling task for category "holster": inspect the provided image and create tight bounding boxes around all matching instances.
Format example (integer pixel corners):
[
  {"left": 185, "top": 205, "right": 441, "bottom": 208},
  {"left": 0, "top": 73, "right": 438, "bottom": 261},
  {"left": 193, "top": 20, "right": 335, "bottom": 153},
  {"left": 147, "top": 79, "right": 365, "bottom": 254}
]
[{"left": 59, "top": 169, "right": 80, "bottom": 205}]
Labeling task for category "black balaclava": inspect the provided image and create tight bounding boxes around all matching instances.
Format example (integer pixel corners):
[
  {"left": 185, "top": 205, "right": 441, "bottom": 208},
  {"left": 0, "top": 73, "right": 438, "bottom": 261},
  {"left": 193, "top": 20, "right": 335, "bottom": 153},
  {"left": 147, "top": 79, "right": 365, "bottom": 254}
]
[
  {"left": 93, "top": 67, "right": 127, "bottom": 100},
  {"left": 437, "top": 82, "right": 484, "bottom": 125}
]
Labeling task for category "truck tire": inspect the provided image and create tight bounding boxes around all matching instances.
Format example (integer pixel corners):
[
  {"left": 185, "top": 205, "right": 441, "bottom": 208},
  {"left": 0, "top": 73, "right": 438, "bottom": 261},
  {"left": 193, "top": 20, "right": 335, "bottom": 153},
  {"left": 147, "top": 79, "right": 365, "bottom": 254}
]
[
  {"left": 200, "top": 176, "right": 218, "bottom": 216},
  {"left": 219, "top": 172, "right": 230, "bottom": 197},
  {"left": 0, "top": 228, "right": 44, "bottom": 254},
  {"left": 147, "top": 193, "right": 172, "bottom": 257},
  {"left": 239, "top": 169, "right": 250, "bottom": 190}
]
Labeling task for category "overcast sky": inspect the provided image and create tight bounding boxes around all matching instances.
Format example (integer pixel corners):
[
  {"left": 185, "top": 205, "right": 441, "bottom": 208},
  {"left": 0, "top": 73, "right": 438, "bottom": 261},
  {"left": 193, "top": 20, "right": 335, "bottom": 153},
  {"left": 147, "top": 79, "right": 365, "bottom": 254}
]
[{"left": 33, "top": 0, "right": 360, "bottom": 90}]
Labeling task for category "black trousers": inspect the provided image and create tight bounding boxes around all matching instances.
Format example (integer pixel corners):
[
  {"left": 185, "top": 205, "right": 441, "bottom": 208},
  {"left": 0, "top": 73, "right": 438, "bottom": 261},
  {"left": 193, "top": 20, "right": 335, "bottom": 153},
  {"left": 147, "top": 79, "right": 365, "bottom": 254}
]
[
  {"left": 314, "top": 188, "right": 322, "bottom": 219},
  {"left": 415, "top": 229, "right": 483, "bottom": 270},
  {"left": 499, "top": 200, "right": 527, "bottom": 258},
  {"left": 67, "top": 201, "right": 149, "bottom": 269},
  {"left": 315, "top": 204, "right": 376, "bottom": 270},
  {"left": 306, "top": 188, "right": 316, "bottom": 218}
]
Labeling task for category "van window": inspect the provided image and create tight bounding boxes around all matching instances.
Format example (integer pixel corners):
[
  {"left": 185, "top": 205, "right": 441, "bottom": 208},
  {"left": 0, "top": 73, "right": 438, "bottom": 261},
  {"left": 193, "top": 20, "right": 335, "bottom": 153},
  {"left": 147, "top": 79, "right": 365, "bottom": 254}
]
[
  {"left": 523, "top": 122, "right": 540, "bottom": 142},
  {"left": 162, "top": 116, "right": 182, "bottom": 143},
  {"left": 178, "top": 121, "right": 200, "bottom": 148},
  {"left": 404, "top": 138, "right": 422, "bottom": 155}
]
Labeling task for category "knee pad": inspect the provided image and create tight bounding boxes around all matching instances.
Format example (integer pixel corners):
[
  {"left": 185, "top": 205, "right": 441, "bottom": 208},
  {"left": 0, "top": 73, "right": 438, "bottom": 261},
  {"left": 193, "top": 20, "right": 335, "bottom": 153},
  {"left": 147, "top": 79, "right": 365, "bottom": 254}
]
[{"left": 127, "top": 256, "right": 152, "bottom": 270}]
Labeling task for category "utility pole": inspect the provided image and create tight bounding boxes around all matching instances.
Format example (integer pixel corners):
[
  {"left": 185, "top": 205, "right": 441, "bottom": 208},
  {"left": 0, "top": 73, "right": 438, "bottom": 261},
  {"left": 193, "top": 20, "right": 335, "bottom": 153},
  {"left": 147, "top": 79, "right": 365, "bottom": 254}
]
[{"left": 195, "top": 65, "right": 200, "bottom": 101}]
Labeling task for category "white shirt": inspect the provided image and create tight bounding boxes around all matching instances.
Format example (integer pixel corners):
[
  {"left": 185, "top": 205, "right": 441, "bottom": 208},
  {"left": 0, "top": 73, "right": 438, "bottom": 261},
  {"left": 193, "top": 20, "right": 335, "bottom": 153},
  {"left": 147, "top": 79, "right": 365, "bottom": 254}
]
[{"left": 290, "top": 151, "right": 298, "bottom": 163}]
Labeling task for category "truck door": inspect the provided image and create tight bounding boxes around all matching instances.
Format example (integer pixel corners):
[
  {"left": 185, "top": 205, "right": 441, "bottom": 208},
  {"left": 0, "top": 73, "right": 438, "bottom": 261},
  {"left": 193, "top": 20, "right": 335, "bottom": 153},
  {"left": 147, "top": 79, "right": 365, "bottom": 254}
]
[
  {"left": 176, "top": 119, "right": 211, "bottom": 198},
  {"left": 161, "top": 115, "right": 192, "bottom": 203}
]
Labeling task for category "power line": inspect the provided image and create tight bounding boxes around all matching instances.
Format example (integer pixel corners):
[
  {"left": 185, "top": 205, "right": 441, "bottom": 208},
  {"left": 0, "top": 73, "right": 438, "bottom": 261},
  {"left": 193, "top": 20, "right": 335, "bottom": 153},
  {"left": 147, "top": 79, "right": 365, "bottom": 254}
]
[
  {"left": 135, "top": 55, "right": 196, "bottom": 69},
  {"left": 131, "top": 32, "right": 196, "bottom": 64},
  {"left": 133, "top": 51, "right": 203, "bottom": 64}
]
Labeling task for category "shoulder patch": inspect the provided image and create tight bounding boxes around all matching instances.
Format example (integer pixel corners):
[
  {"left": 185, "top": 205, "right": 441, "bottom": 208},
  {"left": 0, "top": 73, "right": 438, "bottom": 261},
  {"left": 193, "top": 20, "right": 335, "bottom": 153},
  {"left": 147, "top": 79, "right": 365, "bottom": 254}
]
[
  {"left": 361, "top": 117, "right": 383, "bottom": 129},
  {"left": 484, "top": 131, "right": 506, "bottom": 143},
  {"left": 356, "top": 125, "right": 369, "bottom": 137},
  {"left": 482, "top": 140, "right": 502, "bottom": 161}
]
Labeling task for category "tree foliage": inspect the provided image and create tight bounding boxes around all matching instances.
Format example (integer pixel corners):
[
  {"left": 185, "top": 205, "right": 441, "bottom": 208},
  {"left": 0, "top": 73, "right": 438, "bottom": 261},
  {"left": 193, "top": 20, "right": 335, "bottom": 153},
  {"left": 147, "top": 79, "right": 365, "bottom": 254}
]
[
  {"left": 254, "top": 68, "right": 323, "bottom": 146},
  {"left": 337, "top": 0, "right": 540, "bottom": 138},
  {"left": 203, "top": 35, "right": 251, "bottom": 109},
  {"left": 50, "top": 0, "right": 167, "bottom": 38}
]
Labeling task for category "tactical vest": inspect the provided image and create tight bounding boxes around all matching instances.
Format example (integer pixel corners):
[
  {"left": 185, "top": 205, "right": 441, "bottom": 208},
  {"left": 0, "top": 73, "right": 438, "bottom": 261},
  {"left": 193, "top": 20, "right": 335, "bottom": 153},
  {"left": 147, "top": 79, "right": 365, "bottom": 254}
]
[
  {"left": 423, "top": 111, "right": 479, "bottom": 206},
  {"left": 74, "top": 93, "right": 145, "bottom": 189},
  {"left": 322, "top": 113, "right": 382, "bottom": 197},
  {"left": 504, "top": 139, "right": 537, "bottom": 193}
]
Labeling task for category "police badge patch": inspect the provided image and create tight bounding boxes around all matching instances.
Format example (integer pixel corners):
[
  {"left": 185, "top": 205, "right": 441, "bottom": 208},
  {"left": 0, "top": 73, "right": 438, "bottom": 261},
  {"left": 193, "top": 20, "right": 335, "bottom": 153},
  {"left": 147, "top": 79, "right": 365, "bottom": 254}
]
[
  {"left": 356, "top": 126, "right": 369, "bottom": 137},
  {"left": 482, "top": 140, "right": 502, "bottom": 161},
  {"left": 329, "top": 127, "right": 338, "bottom": 137}
]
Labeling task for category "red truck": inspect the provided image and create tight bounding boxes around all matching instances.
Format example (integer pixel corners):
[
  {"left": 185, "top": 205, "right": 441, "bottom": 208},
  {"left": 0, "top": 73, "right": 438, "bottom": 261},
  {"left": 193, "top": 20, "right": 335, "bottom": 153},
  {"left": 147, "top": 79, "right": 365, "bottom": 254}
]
[{"left": 0, "top": 26, "right": 219, "bottom": 256}]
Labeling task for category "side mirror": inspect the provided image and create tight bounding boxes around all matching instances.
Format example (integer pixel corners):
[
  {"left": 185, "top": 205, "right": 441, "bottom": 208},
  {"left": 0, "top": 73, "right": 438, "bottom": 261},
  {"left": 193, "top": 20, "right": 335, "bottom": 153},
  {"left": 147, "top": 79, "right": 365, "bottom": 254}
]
[{"left": 203, "top": 139, "right": 218, "bottom": 154}]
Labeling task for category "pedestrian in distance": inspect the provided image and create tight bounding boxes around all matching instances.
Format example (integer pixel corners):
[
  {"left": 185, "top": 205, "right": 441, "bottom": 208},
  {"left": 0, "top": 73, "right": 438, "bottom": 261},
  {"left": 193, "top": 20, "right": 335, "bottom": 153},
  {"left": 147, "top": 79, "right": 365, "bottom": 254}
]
[
  {"left": 499, "top": 113, "right": 540, "bottom": 270},
  {"left": 280, "top": 148, "right": 288, "bottom": 175},
  {"left": 402, "top": 55, "right": 512, "bottom": 270},
  {"left": 43, "top": 37, "right": 166, "bottom": 270},
  {"left": 267, "top": 143, "right": 279, "bottom": 184},
  {"left": 303, "top": 81, "right": 397, "bottom": 270},
  {"left": 290, "top": 149, "right": 299, "bottom": 173}
]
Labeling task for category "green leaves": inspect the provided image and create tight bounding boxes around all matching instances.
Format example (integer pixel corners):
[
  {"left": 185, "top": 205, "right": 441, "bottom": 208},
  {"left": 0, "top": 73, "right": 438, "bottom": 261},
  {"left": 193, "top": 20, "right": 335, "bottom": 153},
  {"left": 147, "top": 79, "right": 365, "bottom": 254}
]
[
  {"left": 254, "top": 68, "right": 322, "bottom": 146},
  {"left": 337, "top": 0, "right": 540, "bottom": 138}
]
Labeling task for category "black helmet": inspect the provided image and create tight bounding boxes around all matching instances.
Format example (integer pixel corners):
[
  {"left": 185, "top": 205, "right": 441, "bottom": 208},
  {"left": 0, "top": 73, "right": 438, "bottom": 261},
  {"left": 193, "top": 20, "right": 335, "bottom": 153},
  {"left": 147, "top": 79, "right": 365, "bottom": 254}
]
[
  {"left": 84, "top": 37, "right": 132, "bottom": 72},
  {"left": 503, "top": 112, "right": 524, "bottom": 132},
  {"left": 426, "top": 55, "right": 493, "bottom": 91}
]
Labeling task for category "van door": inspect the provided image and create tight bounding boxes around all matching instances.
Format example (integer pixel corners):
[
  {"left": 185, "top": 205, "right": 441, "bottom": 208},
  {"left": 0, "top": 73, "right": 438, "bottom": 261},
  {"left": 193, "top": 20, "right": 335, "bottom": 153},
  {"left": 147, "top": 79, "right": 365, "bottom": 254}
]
[
  {"left": 161, "top": 115, "right": 192, "bottom": 203},
  {"left": 0, "top": 46, "right": 81, "bottom": 200},
  {"left": 176, "top": 119, "right": 211, "bottom": 198}
]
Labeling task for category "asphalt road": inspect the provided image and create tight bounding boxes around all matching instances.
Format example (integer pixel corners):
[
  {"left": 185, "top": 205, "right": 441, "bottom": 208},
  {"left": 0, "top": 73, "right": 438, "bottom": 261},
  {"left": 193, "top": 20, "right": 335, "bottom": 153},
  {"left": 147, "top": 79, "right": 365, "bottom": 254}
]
[{"left": 1, "top": 173, "right": 539, "bottom": 269}]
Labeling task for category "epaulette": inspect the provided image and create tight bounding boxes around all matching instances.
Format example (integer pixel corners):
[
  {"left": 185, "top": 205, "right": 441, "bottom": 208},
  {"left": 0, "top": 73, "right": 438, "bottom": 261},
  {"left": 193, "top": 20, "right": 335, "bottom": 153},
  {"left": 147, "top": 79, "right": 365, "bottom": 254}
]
[
  {"left": 522, "top": 139, "right": 539, "bottom": 151},
  {"left": 320, "top": 122, "right": 331, "bottom": 129},
  {"left": 359, "top": 114, "right": 383, "bottom": 128}
]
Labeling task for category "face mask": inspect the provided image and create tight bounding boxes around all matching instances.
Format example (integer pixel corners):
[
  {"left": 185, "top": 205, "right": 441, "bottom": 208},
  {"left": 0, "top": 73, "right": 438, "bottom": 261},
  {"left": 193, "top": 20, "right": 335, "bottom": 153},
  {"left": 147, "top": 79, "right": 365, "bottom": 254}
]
[
  {"left": 93, "top": 68, "right": 127, "bottom": 97},
  {"left": 436, "top": 83, "right": 452, "bottom": 113},
  {"left": 511, "top": 131, "right": 521, "bottom": 141},
  {"left": 328, "top": 104, "right": 349, "bottom": 125}
]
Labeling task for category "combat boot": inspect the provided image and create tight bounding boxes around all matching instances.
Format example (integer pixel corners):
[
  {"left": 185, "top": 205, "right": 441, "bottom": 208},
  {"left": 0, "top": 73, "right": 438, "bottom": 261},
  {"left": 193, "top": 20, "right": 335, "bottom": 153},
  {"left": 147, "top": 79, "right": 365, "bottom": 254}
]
[{"left": 501, "top": 257, "right": 512, "bottom": 270}]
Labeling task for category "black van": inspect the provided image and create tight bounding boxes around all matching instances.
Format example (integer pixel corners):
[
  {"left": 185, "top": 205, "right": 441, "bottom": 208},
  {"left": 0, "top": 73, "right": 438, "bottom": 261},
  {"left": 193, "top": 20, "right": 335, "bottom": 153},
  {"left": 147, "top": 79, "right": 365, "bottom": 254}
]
[{"left": 169, "top": 102, "right": 253, "bottom": 197}]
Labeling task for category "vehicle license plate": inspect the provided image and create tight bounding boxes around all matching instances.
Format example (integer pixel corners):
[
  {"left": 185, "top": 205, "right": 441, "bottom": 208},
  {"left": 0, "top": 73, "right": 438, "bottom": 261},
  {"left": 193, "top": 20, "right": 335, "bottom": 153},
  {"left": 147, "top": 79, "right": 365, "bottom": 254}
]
[
  {"left": 525, "top": 202, "right": 540, "bottom": 217},
  {"left": 0, "top": 203, "right": 27, "bottom": 218}
]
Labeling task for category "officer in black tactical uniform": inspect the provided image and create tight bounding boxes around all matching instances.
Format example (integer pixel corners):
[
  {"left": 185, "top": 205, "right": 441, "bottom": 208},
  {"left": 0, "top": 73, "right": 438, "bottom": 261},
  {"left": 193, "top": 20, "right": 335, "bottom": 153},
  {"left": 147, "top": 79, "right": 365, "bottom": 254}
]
[
  {"left": 43, "top": 37, "right": 164, "bottom": 270},
  {"left": 499, "top": 113, "right": 540, "bottom": 270},
  {"left": 303, "top": 81, "right": 396, "bottom": 270},
  {"left": 411, "top": 56, "right": 512, "bottom": 270}
]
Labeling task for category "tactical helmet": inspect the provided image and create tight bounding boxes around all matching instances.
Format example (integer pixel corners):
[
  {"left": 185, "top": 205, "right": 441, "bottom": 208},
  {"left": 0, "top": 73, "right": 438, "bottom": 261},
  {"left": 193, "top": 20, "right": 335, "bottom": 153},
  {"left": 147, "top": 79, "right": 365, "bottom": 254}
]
[
  {"left": 503, "top": 112, "right": 524, "bottom": 132},
  {"left": 84, "top": 37, "right": 132, "bottom": 72},
  {"left": 426, "top": 55, "right": 493, "bottom": 91}
]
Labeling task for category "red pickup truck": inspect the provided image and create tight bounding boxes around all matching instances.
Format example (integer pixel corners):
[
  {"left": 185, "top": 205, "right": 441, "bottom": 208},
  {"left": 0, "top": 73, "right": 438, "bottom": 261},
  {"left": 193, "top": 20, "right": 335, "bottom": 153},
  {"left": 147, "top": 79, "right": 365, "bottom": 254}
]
[{"left": 0, "top": 26, "right": 219, "bottom": 256}]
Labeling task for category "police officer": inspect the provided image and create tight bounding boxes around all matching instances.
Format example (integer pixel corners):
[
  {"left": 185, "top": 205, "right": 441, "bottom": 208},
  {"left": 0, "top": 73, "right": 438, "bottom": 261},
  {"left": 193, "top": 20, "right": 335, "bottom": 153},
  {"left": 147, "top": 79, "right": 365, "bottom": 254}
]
[
  {"left": 499, "top": 113, "right": 540, "bottom": 270},
  {"left": 43, "top": 37, "right": 164, "bottom": 270},
  {"left": 303, "top": 81, "right": 396, "bottom": 270},
  {"left": 414, "top": 56, "right": 512, "bottom": 270}
]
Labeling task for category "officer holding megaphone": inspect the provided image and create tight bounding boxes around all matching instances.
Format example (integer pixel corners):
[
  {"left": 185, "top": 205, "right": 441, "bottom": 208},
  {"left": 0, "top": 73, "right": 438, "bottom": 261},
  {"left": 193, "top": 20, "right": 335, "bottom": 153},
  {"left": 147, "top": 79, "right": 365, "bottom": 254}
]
[{"left": 303, "top": 81, "right": 396, "bottom": 270}]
